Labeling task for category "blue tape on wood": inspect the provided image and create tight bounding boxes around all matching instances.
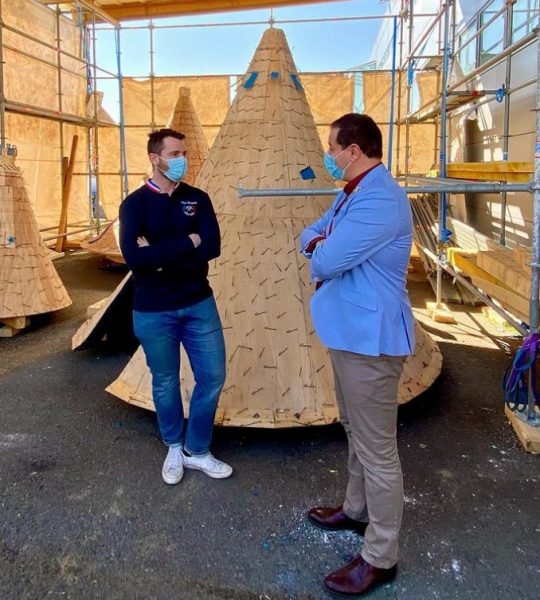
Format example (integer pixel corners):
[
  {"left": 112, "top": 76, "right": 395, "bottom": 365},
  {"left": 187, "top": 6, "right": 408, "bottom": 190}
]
[
  {"left": 300, "top": 166, "right": 316, "bottom": 180},
  {"left": 243, "top": 71, "right": 259, "bottom": 89},
  {"left": 290, "top": 73, "right": 303, "bottom": 91},
  {"left": 270, "top": 71, "right": 279, "bottom": 79}
]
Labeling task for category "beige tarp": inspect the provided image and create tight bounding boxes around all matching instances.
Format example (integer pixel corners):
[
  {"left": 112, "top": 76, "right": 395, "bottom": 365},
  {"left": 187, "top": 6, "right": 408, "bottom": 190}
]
[
  {"left": 362, "top": 71, "right": 437, "bottom": 174},
  {"left": 4, "top": 2, "right": 438, "bottom": 226}
]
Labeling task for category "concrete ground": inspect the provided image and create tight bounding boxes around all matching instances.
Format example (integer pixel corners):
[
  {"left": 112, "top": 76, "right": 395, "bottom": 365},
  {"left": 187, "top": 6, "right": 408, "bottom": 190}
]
[{"left": 1, "top": 251, "right": 539, "bottom": 600}]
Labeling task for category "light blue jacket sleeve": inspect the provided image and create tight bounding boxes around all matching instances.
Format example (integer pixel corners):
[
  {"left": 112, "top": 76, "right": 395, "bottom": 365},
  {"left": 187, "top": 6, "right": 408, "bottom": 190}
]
[
  {"left": 310, "top": 192, "right": 399, "bottom": 281},
  {"left": 299, "top": 196, "right": 341, "bottom": 256}
]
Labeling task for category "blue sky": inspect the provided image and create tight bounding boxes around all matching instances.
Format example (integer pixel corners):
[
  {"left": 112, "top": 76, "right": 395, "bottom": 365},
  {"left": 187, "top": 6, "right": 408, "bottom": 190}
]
[{"left": 95, "top": 1, "right": 395, "bottom": 119}]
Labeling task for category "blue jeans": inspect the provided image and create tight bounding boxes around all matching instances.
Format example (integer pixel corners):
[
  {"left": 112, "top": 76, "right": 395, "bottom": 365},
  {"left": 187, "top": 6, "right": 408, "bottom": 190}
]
[{"left": 133, "top": 295, "right": 226, "bottom": 455}]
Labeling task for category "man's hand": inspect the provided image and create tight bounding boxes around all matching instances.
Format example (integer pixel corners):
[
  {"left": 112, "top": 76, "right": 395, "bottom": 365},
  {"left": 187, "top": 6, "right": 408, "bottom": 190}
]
[
  {"left": 189, "top": 233, "right": 201, "bottom": 248},
  {"left": 137, "top": 236, "right": 150, "bottom": 247}
]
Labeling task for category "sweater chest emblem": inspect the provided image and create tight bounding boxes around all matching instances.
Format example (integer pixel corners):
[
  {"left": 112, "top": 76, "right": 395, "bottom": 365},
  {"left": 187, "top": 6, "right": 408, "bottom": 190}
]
[{"left": 181, "top": 200, "right": 198, "bottom": 216}]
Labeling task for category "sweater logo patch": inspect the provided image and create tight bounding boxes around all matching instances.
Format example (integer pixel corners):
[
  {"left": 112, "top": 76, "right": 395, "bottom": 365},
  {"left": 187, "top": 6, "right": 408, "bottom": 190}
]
[{"left": 181, "top": 200, "right": 197, "bottom": 216}]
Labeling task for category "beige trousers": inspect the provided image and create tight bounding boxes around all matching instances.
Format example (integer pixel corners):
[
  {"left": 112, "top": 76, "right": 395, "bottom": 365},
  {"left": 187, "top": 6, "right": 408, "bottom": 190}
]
[{"left": 330, "top": 349, "right": 405, "bottom": 569}]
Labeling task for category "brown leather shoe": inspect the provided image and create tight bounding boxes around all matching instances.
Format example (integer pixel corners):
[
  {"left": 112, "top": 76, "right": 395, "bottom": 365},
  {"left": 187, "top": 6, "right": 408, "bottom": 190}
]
[
  {"left": 307, "top": 505, "right": 368, "bottom": 535},
  {"left": 323, "top": 555, "right": 397, "bottom": 598}
]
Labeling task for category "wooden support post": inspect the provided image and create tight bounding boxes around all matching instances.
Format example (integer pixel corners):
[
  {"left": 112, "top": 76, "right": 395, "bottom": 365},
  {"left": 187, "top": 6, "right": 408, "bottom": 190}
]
[{"left": 55, "top": 135, "right": 79, "bottom": 252}]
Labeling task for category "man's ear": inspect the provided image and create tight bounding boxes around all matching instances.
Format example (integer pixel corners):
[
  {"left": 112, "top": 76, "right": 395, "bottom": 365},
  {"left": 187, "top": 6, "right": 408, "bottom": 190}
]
[
  {"left": 350, "top": 144, "right": 363, "bottom": 160},
  {"left": 148, "top": 153, "right": 159, "bottom": 167}
]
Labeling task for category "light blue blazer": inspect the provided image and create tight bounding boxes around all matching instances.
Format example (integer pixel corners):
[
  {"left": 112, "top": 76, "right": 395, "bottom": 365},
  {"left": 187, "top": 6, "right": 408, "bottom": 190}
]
[{"left": 300, "top": 163, "right": 415, "bottom": 357}]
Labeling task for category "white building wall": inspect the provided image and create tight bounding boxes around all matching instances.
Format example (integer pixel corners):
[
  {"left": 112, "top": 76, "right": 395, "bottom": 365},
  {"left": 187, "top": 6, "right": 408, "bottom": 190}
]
[{"left": 371, "top": 0, "right": 538, "bottom": 247}]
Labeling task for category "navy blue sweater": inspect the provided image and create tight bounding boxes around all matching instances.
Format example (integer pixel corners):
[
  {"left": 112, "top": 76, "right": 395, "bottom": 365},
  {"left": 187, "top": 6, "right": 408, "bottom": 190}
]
[{"left": 119, "top": 181, "right": 221, "bottom": 312}]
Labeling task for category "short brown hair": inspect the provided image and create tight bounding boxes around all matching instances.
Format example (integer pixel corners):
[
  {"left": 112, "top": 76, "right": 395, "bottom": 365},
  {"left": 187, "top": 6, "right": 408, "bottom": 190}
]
[
  {"left": 331, "top": 113, "right": 383, "bottom": 159},
  {"left": 147, "top": 128, "right": 185, "bottom": 155}
]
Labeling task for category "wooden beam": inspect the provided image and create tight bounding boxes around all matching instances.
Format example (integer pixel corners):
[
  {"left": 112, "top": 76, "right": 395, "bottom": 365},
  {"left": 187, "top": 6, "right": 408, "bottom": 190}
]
[
  {"left": 446, "top": 161, "right": 533, "bottom": 183},
  {"left": 100, "top": 0, "right": 327, "bottom": 21},
  {"left": 55, "top": 135, "right": 79, "bottom": 252}
]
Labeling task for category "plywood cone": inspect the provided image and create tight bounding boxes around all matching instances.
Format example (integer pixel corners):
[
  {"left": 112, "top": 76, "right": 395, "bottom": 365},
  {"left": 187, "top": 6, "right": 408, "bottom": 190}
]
[
  {"left": 166, "top": 86, "right": 209, "bottom": 186},
  {"left": 105, "top": 28, "right": 442, "bottom": 427},
  {"left": 0, "top": 154, "right": 71, "bottom": 321},
  {"left": 81, "top": 219, "right": 125, "bottom": 264},
  {"left": 83, "top": 86, "right": 209, "bottom": 263}
]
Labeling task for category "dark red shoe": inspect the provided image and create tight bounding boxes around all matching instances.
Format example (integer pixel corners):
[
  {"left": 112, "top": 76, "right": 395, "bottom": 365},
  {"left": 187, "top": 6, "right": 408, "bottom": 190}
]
[
  {"left": 307, "top": 505, "right": 368, "bottom": 535},
  {"left": 324, "top": 554, "right": 397, "bottom": 598}
]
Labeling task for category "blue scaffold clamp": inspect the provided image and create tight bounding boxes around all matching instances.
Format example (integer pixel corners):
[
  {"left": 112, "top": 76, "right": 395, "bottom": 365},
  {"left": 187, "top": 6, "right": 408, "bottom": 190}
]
[
  {"left": 495, "top": 86, "right": 506, "bottom": 103},
  {"left": 440, "top": 227, "right": 453, "bottom": 243},
  {"left": 502, "top": 332, "right": 540, "bottom": 413}
]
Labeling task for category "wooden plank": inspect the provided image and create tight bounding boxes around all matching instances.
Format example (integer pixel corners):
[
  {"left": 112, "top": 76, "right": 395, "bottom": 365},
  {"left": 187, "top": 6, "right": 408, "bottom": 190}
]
[
  {"left": 512, "top": 247, "right": 532, "bottom": 271},
  {"left": 55, "top": 135, "right": 79, "bottom": 252},
  {"left": 0, "top": 316, "right": 29, "bottom": 329},
  {"left": 505, "top": 406, "right": 540, "bottom": 453},
  {"left": 469, "top": 273, "right": 529, "bottom": 323},
  {"left": 426, "top": 301, "right": 457, "bottom": 324},
  {"left": 446, "top": 161, "right": 533, "bottom": 183},
  {"left": 48, "top": 249, "right": 65, "bottom": 261},
  {"left": 447, "top": 248, "right": 501, "bottom": 285},
  {"left": 476, "top": 250, "right": 531, "bottom": 299},
  {"left": 86, "top": 297, "right": 107, "bottom": 318}
]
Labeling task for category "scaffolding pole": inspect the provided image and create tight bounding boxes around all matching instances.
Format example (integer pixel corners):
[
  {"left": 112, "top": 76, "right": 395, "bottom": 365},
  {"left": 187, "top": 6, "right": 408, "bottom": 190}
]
[
  {"left": 115, "top": 27, "right": 128, "bottom": 199},
  {"left": 436, "top": 0, "right": 453, "bottom": 308},
  {"left": 388, "top": 16, "right": 398, "bottom": 173},
  {"left": 524, "top": 26, "right": 540, "bottom": 425},
  {"left": 500, "top": 0, "right": 515, "bottom": 245},
  {"left": 90, "top": 7, "right": 101, "bottom": 235},
  {"left": 0, "top": 0, "right": 5, "bottom": 151}
]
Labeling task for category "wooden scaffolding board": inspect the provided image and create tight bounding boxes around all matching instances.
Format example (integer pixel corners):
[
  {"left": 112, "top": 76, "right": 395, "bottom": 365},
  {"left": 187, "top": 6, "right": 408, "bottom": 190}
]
[
  {"left": 446, "top": 162, "right": 533, "bottom": 183},
  {"left": 98, "top": 28, "right": 442, "bottom": 427},
  {"left": 0, "top": 155, "right": 71, "bottom": 320}
]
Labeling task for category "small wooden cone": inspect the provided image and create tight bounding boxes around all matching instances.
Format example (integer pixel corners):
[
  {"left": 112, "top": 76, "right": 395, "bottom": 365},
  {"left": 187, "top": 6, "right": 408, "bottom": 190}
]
[{"left": 0, "top": 154, "right": 71, "bottom": 321}]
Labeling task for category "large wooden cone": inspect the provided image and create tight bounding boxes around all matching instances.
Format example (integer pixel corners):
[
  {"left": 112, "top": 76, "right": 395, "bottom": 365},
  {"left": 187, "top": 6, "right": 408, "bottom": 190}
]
[
  {"left": 0, "top": 155, "right": 71, "bottom": 319},
  {"left": 105, "top": 28, "right": 442, "bottom": 427},
  {"left": 83, "top": 86, "right": 209, "bottom": 263}
]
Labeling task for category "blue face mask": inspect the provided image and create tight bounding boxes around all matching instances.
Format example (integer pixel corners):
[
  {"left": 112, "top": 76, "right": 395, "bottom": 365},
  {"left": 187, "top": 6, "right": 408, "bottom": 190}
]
[
  {"left": 324, "top": 148, "right": 350, "bottom": 180},
  {"left": 160, "top": 155, "right": 187, "bottom": 182}
]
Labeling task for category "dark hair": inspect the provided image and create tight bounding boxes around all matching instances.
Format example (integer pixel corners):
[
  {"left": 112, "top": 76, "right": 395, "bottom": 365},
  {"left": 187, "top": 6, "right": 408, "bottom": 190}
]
[
  {"left": 330, "top": 113, "right": 383, "bottom": 159},
  {"left": 147, "top": 128, "right": 185, "bottom": 155}
]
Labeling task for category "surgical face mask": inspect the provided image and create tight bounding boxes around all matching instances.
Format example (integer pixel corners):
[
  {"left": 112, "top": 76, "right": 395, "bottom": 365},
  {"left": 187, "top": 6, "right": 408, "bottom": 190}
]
[
  {"left": 324, "top": 148, "right": 351, "bottom": 180},
  {"left": 159, "top": 155, "right": 187, "bottom": 182}
]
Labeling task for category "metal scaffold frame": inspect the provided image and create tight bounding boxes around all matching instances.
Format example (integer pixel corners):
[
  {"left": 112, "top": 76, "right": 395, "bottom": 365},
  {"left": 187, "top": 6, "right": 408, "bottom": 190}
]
[{"left": 0, "top": 0, "right": 128, "bottom": 244}]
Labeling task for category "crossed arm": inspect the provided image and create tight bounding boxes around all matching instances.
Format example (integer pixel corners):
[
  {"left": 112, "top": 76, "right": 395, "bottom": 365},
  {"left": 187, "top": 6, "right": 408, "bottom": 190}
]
[
  {"left": 300, "top": 193, "right": 398, "bottom": 281},
  {"left": 119, "top": 194, "right": 221, "bottom": 271}
]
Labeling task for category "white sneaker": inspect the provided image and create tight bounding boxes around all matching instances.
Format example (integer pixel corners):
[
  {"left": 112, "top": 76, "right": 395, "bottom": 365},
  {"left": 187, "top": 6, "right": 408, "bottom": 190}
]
[
  {"left": 182, "top": 451, "right": 233, "bottom": 479},
  {"left": 162, "top": 446, "right": 184, "bottom": 485}
]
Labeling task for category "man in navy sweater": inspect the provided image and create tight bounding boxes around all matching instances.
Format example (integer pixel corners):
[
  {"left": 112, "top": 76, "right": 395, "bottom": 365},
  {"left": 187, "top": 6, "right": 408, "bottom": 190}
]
[{"left": 119, "top": 128, "right": 231, "bottom": 485}]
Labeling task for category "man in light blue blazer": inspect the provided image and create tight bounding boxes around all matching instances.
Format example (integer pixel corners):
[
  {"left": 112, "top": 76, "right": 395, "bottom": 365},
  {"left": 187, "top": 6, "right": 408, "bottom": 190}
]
[{"left": 300, "top": 113, "right": 414, "bottom": 597}]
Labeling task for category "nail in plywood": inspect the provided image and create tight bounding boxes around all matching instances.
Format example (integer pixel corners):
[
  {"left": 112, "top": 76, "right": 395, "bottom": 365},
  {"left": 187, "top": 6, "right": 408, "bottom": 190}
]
[
  {"left": 0, "top": 154, "right": 71, "bottom": 321},
  {"left": 103, "top": 27, "right": 442, "bottom": 427}
]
